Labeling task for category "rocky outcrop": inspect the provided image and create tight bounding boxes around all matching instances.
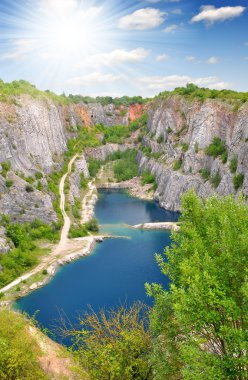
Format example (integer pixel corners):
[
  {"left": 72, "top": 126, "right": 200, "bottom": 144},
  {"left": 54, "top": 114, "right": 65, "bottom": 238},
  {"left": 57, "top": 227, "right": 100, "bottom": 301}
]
[
  {"left": 69, "top": 154, "right": 89, "bottom": 204},
  {"left": 85, "top": 143, "right": 136, "bottom": 162},
  {"left": 138, "top": 97, "right": 248, "bottom": 210},
  {"left": 0, "top": 96, "right": 67, "bottom": 176},
  {"left": 0, "top": 173, "right": 57, "bottom": 222},
  {"left": 0, "top": 226, "right": 12, "bottom": 254}
]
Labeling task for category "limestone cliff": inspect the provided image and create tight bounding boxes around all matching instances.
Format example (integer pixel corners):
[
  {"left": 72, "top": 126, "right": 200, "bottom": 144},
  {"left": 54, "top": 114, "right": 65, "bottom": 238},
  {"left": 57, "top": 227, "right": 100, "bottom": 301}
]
[{"left": 138, "top": 97, "right": 248, "bottom": 211}]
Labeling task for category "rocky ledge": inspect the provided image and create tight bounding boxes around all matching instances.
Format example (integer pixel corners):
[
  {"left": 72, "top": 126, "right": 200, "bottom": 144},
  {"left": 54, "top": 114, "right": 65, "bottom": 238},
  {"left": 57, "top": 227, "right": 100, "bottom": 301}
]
[{"left": 131, "top": 222, "right": 180, "bottom": 232}]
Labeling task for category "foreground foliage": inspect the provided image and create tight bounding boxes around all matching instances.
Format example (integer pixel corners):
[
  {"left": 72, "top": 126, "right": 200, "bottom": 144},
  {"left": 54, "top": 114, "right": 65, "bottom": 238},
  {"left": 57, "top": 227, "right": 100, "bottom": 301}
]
[
  {"left": 64, "top": 303, "right": 152, "bottom": 380},
  {"left": 0, "top": 309, "right": 48, "bottom": 380},
  {"left": 147, "top": 191, "right": 248, "bottom": 379}
]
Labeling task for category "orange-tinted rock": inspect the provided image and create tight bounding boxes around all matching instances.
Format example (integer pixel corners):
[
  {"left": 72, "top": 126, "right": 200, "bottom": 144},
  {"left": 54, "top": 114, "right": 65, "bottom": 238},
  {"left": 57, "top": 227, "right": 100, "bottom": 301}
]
[{"left": 129, "top": 104, "right": 144, "bottom": 122}]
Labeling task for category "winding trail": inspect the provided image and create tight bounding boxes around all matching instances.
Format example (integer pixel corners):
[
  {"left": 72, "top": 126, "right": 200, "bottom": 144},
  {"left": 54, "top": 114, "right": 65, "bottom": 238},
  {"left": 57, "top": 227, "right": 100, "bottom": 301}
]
[
  {"left": 55, "top": 154, "right": 78, "bottom": 253},
  {"left": 0, "top": 154, "right": 98, "bottom": 296}
]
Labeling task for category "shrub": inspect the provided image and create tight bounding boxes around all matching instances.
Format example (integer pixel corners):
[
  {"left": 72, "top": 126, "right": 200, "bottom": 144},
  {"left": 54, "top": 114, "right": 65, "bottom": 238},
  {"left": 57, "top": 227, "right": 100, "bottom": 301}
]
[
  {"left": 103, "top": 124, "right": 131, "bottom": 144},
  {"left": 181, "top": 143, "right": 189, "bottom": 152},
  {"left": 113, "top": 150, "right": 138, "bottom": 181},
  {"left": 35, "top": 171, "right": 43, "bottom": 180},
  {"left": 205, "top": 137, "right": 227, "bottom": 159},
  {"left": 173, "top": 159, "right": 182, "bottom": 171},
  {"left": 65, "top": 303, "right": 152, "bottom": 380},
  {"left": 221, "top": 150, "right": 228, "bottom": 164},
  {"left": 210, "top": 171, "right": 221, "bottom": 188},
  {"left": 88, "top": 158, "right": 101, "bottom": 177},
  {"left": 69, "top": 224, "right": 88, "bottom": 238},
  {"left": 166, "top": 127, "right": 172, "bottom": 134},
  {"left": 233, "top": 173, "right": 244, "bottom": 190},
  {"left": 157, "top": 135, "right": 163, "bottom": 144},
  {"left": 194, "top": 142, "right": 199, "bottom": 153},
  {"left": 200, "top": 168, "right": 210, "bottom": 181},
  {"left": 142, "top": 170, "right": 157, "bottom": 191},
  {"left": 229, "top": 156, "right": 238, "bottom": 173},
  {"left": 80, "top": 173, "right": 88, "bottom": 189},
  {"left": 85, "top": 218, "right": 99, "bottom": 232},
  {"left": 5, "top": 179, "right": 13, "bottom": 188},
  {"left": 25, "top": 185, "right": 34, "bottom": 192},
  {"left": 0, "top": 310, "right": 48, "bottom": 379}
]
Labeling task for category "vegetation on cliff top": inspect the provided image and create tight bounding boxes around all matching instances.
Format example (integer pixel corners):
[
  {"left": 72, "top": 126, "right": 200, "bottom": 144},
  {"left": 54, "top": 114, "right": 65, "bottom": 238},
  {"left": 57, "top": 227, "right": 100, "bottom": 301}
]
[
  {"left": 1, "top": 79, "right": 247, "bottom": 107},
  {"left": 157, "top": 83, "right": 248, "bottom": 104}
]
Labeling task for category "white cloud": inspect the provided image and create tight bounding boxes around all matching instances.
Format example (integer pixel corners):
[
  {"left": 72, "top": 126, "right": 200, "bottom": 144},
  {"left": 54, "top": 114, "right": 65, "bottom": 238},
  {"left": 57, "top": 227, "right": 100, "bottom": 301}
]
[
  {"left": 191, "top": 5, "right": 246, "bottom": 24},
  {"left": 163, "top": 24, "right": 178, "bottom": 33},
  {"left": 156, "top": 54, "right": 170, "bottom": 62},
  {"left": 207, "top": 56, "right": 219, "bottom": 64},
  {"left": 76, "top": 48, "right": 150, "bottom": 68},
  {"left": 0, "top": 39, "right": 37, "bottom": 61},
  {"left": 66, "top": 72, "right": 127, "bottom": 86},
  {"left": 95, "top": 48, "right": 150, "bottom": 66},
  {"left": 185, "top": 56, "right": 196, "bottom": 61},
  {"left": 136, "top": 74, "right": 231, "bottom": 93},
  {"left": 118, "top": 8, "right": 166, "bottom": 30}
]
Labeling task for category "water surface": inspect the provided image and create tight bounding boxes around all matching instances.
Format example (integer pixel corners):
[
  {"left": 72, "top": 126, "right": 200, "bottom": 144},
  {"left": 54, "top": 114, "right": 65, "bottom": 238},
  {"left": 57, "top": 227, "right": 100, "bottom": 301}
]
[{"left": 16, "top": 190, "right": 179, "bottom": 341}]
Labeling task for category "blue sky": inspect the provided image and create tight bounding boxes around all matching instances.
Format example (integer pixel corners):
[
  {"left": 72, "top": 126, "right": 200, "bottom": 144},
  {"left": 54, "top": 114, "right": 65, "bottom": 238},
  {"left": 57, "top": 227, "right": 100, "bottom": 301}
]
[{"left": 0, "top": 0, "right": 247, "bottom": 97}]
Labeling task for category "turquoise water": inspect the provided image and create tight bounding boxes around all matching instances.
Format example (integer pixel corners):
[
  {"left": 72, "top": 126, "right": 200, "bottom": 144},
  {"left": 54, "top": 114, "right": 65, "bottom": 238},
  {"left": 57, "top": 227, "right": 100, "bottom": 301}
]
[{"left": 15, "top": 190, "right": 179, "bottom": 341}]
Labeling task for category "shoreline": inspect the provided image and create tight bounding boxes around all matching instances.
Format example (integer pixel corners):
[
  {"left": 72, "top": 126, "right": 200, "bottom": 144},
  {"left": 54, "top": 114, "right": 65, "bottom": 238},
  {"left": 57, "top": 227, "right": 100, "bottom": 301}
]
[
  {"left": 0, "top": 169, "right": 172, "bottom": 307},
  {"left": 97, "top": 176, "right": 154, "bottom": 201}
]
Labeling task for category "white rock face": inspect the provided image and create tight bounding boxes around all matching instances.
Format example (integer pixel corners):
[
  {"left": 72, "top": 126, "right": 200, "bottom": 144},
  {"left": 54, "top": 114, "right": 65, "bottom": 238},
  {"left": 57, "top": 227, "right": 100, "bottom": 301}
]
[
  {"left": 139, "top": 98, "right": 248, "bottom": 210},
  {"left": 0, "top": 95, "right": 67, "bottom": 175}
]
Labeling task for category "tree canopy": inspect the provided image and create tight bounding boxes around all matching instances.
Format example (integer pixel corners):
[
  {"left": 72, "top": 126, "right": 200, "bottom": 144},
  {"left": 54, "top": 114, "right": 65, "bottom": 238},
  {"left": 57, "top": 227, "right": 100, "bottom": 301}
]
[{"left": 147, "top": 190, "right": 248, "bottom": 379}]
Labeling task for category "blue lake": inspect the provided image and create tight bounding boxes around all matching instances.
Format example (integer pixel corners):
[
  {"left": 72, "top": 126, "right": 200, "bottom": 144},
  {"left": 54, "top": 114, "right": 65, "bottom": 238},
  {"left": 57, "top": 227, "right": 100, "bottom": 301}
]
[{"left": 15, "top": 190, "right": 179, "bottom": 341}]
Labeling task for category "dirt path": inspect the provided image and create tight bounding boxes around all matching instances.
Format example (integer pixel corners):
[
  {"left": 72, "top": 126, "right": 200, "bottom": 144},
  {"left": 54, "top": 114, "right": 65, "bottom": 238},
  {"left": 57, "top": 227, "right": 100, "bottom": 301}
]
[{"left": 0, "top": 154, "right": 95, "bottom": 295}]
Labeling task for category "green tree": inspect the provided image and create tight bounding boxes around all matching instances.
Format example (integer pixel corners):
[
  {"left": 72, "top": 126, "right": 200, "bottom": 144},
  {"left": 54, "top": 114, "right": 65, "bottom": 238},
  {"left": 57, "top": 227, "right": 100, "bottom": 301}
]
[{"left": 147, "top": 190, "right": 248, "bottom": 380}]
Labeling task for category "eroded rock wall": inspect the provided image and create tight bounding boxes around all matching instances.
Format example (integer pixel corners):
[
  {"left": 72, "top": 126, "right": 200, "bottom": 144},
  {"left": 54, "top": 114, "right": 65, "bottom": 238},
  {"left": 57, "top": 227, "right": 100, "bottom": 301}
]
[{"left": 138, "top": 97, "right": 248, "bottom": 210}]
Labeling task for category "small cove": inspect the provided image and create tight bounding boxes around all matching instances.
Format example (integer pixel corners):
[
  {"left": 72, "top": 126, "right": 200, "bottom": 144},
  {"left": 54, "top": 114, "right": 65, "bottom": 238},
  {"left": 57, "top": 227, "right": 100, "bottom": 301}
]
[{"left": 15, "top": 190, "right": 179, "bottom": 342}]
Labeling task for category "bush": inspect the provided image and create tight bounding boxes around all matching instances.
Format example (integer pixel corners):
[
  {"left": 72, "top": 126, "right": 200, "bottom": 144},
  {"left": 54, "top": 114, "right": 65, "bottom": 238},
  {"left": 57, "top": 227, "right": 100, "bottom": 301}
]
[
  {"left": 103, "top": 124, "right": 131, "bottom": 144},
  {"left": 0, "top": 310, "right": 48, "bottom": 379},
  {"left": 35, "top": 171, "right": 43, "bottom": 180},
  {"left": 173, "top": 159, "right": 182, "bottom": 171},
  {"left": 25, "top": 184, "right": 34, "bottom": 192},
  {"left": 181, "top": 143, "right": 189, "bottom": 152},
  {"left": 1, "top": 160, "right": 11, "bottom": 178},
  {"left": 85, "top": 218, "right": 99, "bottom": 232},
  {"left": 229, "top": 156, "right": 238, "bottom": 173},
  {"left": 200, "top": 168, "right": 210, "bottom": 181},
  {"left": 5, "top": 179, "right": 13, "bottom": 188},
  {"left": 210, "top": 171, "right": 221, "bottom": 188},
  {"left": 69, "top": 224, "right": 88, "bottom": 238},
  {"left": 80, "top": 173, "right": 88, "bottom": 189},
  {"left": 88, "top": 158, "right": 101, "bottom": 178},
  {"left": 233, "top": 173, "right": 244, "bottom": 190},
  {"left": 65, "top": 303, "right": 152, "bottom": 380},
  {"left": 221, "top": 150, "right": 228, "bottom": 164},
  {"left": 205, "top": 137, "right": 227, "bottom": 159},
  {"left": 157, "top": 135, "right": 163, "bottom": 144},
  {"left": 113, "top": 150, "right": 138, "bottom": 181}
]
